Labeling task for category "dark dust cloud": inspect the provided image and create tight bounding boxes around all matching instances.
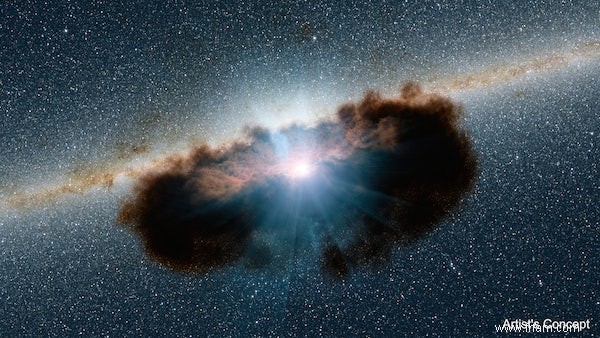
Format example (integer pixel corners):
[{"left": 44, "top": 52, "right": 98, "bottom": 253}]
[{"left": 118, "top": 83, "right": 478, "bottom": 277}]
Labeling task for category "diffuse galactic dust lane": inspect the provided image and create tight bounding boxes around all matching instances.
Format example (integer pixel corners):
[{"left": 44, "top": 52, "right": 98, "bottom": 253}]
[
  {"left": 4, "top": 40, "right": 598, "bottom": 210},
  {"left": 428, "top": 41, "right": 600, "bottom": 92}
]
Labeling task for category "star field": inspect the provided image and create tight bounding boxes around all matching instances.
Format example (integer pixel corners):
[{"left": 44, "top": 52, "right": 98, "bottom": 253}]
[{"left": 0, "top": 0, "right": 598, "bottom": 336}]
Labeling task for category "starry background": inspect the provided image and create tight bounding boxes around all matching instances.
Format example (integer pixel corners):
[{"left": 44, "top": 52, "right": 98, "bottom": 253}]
[{"left": 1, "top": 0, "right": 599, "bottom": 336}]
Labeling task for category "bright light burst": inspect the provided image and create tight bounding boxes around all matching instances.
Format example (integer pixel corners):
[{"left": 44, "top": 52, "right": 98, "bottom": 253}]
[{"left": 289, "top": 161, "right": 314, "bottom": 179}]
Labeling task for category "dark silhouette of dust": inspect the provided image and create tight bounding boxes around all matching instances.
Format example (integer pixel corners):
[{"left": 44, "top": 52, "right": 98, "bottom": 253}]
[{"left": 118, "top": 83, "right": 478, "bottom": 277}]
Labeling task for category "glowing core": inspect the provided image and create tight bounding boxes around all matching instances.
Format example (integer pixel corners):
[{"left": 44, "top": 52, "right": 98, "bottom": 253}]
[{"left": 289, "top": 161, "right": 314, "bottom": 179}]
